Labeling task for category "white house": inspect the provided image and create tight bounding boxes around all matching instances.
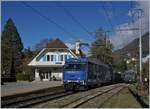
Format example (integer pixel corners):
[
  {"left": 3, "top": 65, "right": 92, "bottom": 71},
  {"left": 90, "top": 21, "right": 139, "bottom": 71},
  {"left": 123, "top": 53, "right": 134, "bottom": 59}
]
[{"left": 28, "top": 38, "right": 85, "bottom": 81}]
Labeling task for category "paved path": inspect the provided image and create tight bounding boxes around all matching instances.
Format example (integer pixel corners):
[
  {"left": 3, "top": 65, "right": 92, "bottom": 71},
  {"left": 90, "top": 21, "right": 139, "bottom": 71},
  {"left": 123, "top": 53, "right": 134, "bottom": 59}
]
[{"left": 1, "top": 81, "right": 63, "bottom": 97}]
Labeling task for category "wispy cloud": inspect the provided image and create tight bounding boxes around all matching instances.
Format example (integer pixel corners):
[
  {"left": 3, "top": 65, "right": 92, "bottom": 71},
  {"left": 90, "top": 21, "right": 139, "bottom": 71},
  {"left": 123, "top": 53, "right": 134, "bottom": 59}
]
[
  {"left": 110, "top": 1, "right": 149, "bottom": 50},
  {"left": 98, "top": 2, "right": 115, "bottom": 24},
  {"left": 65, "top": 43, "right": 75, "bottom": 49}
]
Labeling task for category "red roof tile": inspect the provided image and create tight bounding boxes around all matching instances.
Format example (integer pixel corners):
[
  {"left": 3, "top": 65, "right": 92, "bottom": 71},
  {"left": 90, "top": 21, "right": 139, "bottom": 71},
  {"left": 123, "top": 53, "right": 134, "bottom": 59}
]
[
  {"left": 46, "top": 38, "right": 68, "bottom": 48},
  {"left": 46, "top": 38, "right": 85, "bottom": 57}
]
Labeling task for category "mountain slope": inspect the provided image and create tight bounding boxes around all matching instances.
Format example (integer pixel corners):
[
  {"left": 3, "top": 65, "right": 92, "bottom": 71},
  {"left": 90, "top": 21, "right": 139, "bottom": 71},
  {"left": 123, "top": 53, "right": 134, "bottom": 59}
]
[{"left": 115, "top": 32, "right": 149, "bottom": 58}]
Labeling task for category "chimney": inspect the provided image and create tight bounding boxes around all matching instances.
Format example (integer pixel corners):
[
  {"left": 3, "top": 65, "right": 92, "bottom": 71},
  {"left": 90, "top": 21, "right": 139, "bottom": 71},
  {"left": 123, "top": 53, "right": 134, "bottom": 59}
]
[{"left": 75, "top": 41, "right": 80, "bottom": 54}]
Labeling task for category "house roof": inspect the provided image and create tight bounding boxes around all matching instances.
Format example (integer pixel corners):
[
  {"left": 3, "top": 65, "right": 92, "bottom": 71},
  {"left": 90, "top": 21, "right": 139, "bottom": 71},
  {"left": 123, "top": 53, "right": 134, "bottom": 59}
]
[
  {"left": 46, "top": 38, "right": 86, "bottom": 57},
  {"left": 28, "top": 39, "right": 87, "bottom": 66},
  {"left": 46, "top": 38, "right": 68, "bottom": 48}
]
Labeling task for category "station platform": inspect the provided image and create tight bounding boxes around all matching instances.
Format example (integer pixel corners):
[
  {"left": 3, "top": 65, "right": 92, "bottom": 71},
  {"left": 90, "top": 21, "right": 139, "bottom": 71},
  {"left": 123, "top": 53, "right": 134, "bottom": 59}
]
[{"left": 1, "top": 81, "right": 63, "bottom": 97}]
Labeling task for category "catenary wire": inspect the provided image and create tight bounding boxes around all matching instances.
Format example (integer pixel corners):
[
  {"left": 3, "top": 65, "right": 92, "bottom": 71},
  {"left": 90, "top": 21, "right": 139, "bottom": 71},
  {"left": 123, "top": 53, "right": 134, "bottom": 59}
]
[
  {"left": 55, "top": 3, "right": 94, "bottom": 37},
  {"left": 21, "top": 1, "right": 78, "bottom": 40}
]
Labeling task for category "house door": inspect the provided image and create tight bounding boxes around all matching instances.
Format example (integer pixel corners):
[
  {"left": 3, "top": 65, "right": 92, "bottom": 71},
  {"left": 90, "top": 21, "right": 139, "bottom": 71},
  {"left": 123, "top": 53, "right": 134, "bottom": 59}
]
[{"left": 41, "top": 72, "right": 49, "bottom": 81}]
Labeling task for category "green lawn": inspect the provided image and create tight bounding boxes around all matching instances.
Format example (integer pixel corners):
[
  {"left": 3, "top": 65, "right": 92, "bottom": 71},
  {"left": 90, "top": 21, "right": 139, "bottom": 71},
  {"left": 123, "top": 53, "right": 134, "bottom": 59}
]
[
  {"left": 101, "top": 87, "right": 142, "bottom": 108},
  {"left": 129, "top": 83, "right": 149, "bottom": 106}
]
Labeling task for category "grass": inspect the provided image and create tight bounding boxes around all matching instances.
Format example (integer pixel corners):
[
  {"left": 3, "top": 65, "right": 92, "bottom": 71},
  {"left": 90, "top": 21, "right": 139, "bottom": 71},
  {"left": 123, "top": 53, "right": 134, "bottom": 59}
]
[
  {"left": 101, "top": 87, "right": 142, "bottom": 108},
  {"left": 129, "top": 83, "right": 149, "bottom": 106},
  {"left": 141, "top": 96, "right": 149, "bottom": 105}
]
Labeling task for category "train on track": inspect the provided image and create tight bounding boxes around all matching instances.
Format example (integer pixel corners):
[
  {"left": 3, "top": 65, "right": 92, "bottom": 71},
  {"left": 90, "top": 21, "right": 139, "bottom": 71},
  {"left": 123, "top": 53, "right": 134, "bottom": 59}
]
[
  {"left": 63, "top": 57, "right": 122, "bottom": 91},
  {"left": 122, "top": 70, "right": 137, "bottom": 83}
]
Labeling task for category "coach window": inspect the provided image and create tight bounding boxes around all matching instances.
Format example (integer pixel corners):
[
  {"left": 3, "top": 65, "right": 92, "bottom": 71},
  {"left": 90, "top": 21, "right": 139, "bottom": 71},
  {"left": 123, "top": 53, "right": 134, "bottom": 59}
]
[
  {"left": 96, "top": 65, "right": 98, "bottom": 73},
  {"left": 94, "top": 65, "right": 95, "bottom": 71},
  {"left": 89, "top": 63, "right": 92, "bottom": 72}
]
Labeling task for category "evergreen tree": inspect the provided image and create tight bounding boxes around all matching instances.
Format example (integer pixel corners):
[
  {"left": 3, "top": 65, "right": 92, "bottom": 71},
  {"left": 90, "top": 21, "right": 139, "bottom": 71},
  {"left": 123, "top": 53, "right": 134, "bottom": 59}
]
[
  {"left": 1, "top": 18, "right": 24, "bottom": 78},
  {"left": 21, "top": 47, "right": 35, "bottom": 80},
  {"left": 23, "top": 47, "right": 33, "bottom": 58},
  {"left": 90, "top": 28, "right": 113, "bottom": 64}
]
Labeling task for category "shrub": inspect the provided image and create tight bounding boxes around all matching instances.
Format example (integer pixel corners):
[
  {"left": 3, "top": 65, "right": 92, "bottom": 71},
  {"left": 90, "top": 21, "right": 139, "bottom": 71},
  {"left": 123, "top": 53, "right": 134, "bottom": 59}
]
[{"left": 16, "top": 73, "right": 30, "bottom": 81}]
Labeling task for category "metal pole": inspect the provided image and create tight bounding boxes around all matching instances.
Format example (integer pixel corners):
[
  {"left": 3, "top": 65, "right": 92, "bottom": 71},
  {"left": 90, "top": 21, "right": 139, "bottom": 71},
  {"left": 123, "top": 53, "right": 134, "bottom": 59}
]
[
  {"left": 138, "top": 9, "right": 142, "bottom": 84},
  {"left": 105, "top": 32, "right": 107, "bottom": 48}
]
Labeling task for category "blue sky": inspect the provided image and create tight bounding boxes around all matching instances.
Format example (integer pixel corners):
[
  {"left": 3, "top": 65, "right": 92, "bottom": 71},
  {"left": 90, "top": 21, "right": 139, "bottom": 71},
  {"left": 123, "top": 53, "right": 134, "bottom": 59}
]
[{"left": 2, "top": 1, "right": 134, "bottom": 49}]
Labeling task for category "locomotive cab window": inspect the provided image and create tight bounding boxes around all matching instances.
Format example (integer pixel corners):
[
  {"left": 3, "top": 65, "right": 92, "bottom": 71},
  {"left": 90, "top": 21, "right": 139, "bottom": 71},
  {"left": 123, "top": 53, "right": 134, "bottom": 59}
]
[{"left": 64, "top": 63, "right": 86, "bottom": 70}]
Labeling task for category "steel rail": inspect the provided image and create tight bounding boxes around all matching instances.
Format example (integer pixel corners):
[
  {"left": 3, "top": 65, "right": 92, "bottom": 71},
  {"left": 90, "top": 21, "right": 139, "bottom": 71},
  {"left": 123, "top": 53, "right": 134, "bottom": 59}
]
[
  {"left": 1, "top": 88, "right": 73, "bottom": 108},
  {"left": 63, "top": 84, "right": 125, "bottom": 108}
]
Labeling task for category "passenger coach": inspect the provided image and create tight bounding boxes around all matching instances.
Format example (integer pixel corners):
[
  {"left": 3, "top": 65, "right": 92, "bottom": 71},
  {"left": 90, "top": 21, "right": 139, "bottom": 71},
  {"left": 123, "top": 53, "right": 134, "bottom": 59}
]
[{"left": 63, "top": 58, "right": 111, "bottom": 90}]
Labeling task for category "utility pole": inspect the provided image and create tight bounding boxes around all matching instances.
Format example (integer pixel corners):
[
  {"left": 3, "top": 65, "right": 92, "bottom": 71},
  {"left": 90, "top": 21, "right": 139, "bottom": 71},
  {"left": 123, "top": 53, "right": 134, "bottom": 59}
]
[
  {"left": 138, "top": 9, "right": 143, "bottom": 85},
  {"left": 132, "top": 8, "right": 143, "bottom": 84},
  {"left": 130, "top": 8, "right": 143, "bottom": 85},
  {"left": 105, "top": 31, "right": 107, "bottom": 48}
]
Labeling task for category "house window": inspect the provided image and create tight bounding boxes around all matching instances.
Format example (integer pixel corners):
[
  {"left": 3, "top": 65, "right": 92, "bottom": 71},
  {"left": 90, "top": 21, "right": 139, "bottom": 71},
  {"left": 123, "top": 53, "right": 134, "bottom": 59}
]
[
  {"left": 61, "top": 55, "right": 63, "bottom": 61},
  {"left": 51, "top": 55, "right": 54, "bottom": 61},
  {"left": 43, "top": 55, "right": 47, "bottom": 61},
  {"left": 47, "top": 55, "right": 50, "bottom": 61},
  {"left": 54, "top": 55, "right": 56, "bottom": 61},
  {"left": 58, "top": 55, "right": 61, "bottom": 61}
]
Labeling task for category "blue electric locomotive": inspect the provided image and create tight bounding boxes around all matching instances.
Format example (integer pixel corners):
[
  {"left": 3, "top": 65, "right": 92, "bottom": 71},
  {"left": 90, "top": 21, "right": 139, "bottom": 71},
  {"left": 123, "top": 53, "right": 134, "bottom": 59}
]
[{"left": 63, "top": 58, "right": 111, "bottom": 91}]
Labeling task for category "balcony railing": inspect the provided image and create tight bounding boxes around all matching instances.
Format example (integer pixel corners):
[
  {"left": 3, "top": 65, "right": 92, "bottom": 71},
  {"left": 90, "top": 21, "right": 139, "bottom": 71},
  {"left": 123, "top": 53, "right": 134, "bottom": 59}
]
[{"left": 33, "top": 61, "right": 65, "bottom": 66}]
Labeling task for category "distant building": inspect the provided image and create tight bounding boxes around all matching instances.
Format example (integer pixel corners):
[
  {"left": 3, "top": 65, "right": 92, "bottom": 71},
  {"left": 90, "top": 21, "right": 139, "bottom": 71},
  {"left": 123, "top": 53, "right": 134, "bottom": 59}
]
[{"left": 28, "top": 38, "right": 85, "bottom": 81}]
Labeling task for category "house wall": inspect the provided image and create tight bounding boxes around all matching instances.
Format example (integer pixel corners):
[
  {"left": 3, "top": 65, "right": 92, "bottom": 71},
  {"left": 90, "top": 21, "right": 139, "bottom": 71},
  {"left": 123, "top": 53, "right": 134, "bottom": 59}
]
[
  {"left": 39, "top": 52, "right": 74, "bottom": 63},
  {"left": 32, "top": 50, "right": 76, "bottom": 81}
]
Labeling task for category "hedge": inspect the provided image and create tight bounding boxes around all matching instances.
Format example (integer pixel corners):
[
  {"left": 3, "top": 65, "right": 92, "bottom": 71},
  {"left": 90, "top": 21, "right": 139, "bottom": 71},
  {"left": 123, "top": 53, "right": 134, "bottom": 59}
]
[
  {"left": 16, "top": 73, "right": 30, "bottom": 81},
  {"left": 1, "top": 77, "right": 16, "bottom": 82}
]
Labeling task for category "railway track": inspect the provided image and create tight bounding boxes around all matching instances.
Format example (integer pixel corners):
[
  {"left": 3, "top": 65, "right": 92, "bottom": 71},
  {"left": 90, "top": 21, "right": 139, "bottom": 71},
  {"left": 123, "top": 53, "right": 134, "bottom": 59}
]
[
  {"left": 64, "top": 84, "right": 125, "bottom": 108},
  {"left": 31, "top": 83, "right": 126, "bottom": 108},
  {"left": 1, "top": 84, "right": 126, "bottom": 108},
  {"left": 1, "top": 86, "right": 72, "bottom": 108}
]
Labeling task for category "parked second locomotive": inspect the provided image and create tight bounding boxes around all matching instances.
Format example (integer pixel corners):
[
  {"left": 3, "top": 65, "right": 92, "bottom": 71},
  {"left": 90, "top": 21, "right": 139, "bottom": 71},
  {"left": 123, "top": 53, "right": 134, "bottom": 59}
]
[
  {"left": 63, "top": 57, "right": 114, "bottom": 91},
  {"left": 122, "top": 70, "right": 137, "bottom": 83}
]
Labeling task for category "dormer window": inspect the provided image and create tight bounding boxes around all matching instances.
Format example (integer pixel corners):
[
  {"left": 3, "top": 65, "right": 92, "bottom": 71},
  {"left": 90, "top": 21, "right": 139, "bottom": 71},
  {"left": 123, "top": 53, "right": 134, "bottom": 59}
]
[
  {"left": 47, "top": 55, "right": 50, "bottom": 61},
  {"left": 54, "top": 55, "right": 56, "bottom": 61},
  {"left": 43, "top": 55, "right": 47, "bottom": 61},
  {"left": 58, "top": 55, "right": 64, "bottom": 61},
  {"left": 60, "top": 55, "right": 64, "bottom": 61},
  {"left": 51, "top": 55, "right": 54, "bottom": 61}
]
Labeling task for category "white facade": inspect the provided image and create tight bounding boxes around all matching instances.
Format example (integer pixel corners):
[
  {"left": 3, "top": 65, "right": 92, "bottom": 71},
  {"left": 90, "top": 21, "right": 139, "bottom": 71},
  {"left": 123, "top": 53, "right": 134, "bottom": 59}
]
[{"left": 28, "top": 48, "right": 78, "bottom": 81}]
